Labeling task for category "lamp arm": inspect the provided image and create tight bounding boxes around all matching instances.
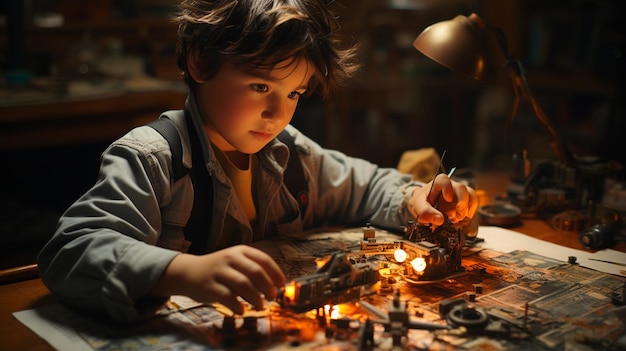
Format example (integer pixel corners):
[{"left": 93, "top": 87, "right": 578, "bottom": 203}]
[
  {"left": 528, "top": 89, "right": 573, "bottom": 165},
  {"left": 504, "top": 87, "right": 521, "bottom": 156},
  {"left": 488, "top": 25, "right": 574, "bottom": 166}
]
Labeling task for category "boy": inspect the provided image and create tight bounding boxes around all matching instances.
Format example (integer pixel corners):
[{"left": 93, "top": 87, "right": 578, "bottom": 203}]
[{"left": 38, "top": 0, "right": 477, "bottom": 323}]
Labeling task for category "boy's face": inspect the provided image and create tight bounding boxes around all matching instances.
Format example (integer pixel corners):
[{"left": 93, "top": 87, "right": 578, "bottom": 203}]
[{"left": 194, "top": 57, "right": 313, "bottom": 154}]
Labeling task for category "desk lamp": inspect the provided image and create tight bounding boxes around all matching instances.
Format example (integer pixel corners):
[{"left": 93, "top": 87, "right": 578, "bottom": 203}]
[
  {"left": 413, "top": 13, "right": 574, "bottom": 167},
  {"left": 413, "top": 13, "right": 612, "bottom": 219}
]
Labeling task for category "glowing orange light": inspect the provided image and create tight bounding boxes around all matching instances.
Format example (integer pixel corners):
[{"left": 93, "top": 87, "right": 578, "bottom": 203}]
[
  {"left": 325, "top": 304, "right": 340, "bottom": 319},
  {"left": 411, "top": 257, "right": 427, "bottom": 272},
  {"left": 393, "top": 249, "right": 407, "bottom": 263},
  {"left": 283, "top": 282, "right": 297, "bottom": 301},
  {"left": 315, "top": 256, "right": 330, "bottom": 269}
]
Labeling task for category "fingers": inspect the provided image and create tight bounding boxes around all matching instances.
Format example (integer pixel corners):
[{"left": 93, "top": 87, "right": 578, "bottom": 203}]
[
  {"left": 449, "top": 182, "right": 479, "bottom": 222},
  {"left": 431, "top": 174, "right": 455, "bottom": 205},
  {"left": 412, "top": 174, "right": 476, "bottom": 226},
  {"left": 415, "top": 174, "right": 452, "bottom": 225},
  {"left": 196, "top": 246, "right": 286, "bottom": 315},
  {"left": 226, "top": 248, "right": 286, "bottom": 305},
  {"left": 241, "top": 247, "right": 287, "bottom": 290},
  {"left": 416, "top": 207, "right": 445, "bottom": 226},
  {"left": 466, "top": 187, "right": 478, "bottom": 218}
]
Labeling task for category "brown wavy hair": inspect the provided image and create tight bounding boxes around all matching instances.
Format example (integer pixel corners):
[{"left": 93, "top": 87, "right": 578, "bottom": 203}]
[{"left": 174, "top": 0, "right": 359, "bottom": 98}]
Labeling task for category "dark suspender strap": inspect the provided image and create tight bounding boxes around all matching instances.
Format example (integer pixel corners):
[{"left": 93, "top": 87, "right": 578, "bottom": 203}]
[
  {"left": 147, "top": 113, "right": 213, "bottom": 255},
  {"left": 277, "top": 130, "right": 309, "bottom": 215},
  {"left": 183, "top": 110, "right": 213, "bottom": 254},
  {"left": 147, "top": 118, "right": 188, "bottom": 182}
]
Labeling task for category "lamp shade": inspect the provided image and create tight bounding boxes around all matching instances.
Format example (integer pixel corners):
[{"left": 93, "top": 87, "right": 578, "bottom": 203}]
[{"left": 413, "top": 13, "right": 493, "bottom": 81}]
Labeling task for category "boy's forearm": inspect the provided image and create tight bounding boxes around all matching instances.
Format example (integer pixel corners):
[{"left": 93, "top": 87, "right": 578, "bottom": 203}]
[{"left": 150, "top": 253, "right": 193, "bottom": 297}]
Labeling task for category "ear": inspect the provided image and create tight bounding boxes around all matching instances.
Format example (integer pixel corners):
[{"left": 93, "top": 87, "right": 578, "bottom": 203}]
[{"left": 187, "top": 49, "right": 205, "bottom": 84}]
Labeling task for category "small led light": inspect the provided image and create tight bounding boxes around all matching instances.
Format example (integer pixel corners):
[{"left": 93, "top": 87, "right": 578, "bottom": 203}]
[
  {"left": 394, "top": 249, "right": 407, "bottom": 263},
  {"left": 411, "top": 257, "right": 427, "bottom": 272},
  {"left": 325, "top": 304, "right": 340, "bottom": 319},
  {"left": 283, "top": 283, "right": 297, "bottom": 301}
]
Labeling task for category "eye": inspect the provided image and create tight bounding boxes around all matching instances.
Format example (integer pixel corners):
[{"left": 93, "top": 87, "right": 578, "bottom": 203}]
[
  {"left": 288, "top": 91, "right": 304, "bottom": 100},
  {"left": 250, "top": 84, "right": 269, "bottom": 93}
]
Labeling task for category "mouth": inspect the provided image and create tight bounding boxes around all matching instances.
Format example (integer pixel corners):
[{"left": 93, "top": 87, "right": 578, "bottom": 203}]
[{"left": 250, "top": 130, "right": 274, "bottom": 140}]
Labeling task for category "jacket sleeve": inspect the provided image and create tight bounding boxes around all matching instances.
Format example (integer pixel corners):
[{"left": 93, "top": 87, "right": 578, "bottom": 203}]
[
  {"left": 37, "top": 128, "right": 182, "bottom": 323},
  {"left": 291, "top": 126, "right": 422, "bottom": 232}
]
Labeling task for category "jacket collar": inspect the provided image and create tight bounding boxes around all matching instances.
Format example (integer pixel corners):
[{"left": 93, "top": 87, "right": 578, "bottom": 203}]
[{"left": 184, "top": 92, "right": 290, "bottom": 179}]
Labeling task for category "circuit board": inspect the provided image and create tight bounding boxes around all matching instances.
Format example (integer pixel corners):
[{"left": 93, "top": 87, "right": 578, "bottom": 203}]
[
  {"left": 152, "top": 227, "right": 625, "bottom": 351},
  {"left": 17, "top": 227, "right": 626, "bottom": 351},
  {"left": 155, "top": 250, "right": 625, "bottom": 350}
]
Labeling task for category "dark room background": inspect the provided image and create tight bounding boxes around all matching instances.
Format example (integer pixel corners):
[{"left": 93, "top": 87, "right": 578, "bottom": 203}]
[{"left": 1, "top": 0, "right": 624, "bottom": 264}]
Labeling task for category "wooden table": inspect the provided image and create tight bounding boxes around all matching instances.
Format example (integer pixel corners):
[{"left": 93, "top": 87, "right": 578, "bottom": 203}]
[
  {"left": 474, "top": 171, "right": 626, "bottom": 252},
  {"left": 1, "top": 172, "right": 624, "bottom": 351},
  {"left": 0, "top": 278, "right": 56, "bottom": 351}
]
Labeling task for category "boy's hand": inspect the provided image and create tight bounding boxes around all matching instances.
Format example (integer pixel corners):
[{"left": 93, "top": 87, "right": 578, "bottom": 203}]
[
  {"left": 408, "top": 174, "right": 478, "bottom": 227},
  {"left": 153, "top": 245, "right": 286, "bottom": 315}
]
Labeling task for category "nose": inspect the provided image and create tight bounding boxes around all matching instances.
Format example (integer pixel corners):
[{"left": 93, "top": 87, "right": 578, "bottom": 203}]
[{"left": 262, "top": 95, "right": 289, "bottom": 122}]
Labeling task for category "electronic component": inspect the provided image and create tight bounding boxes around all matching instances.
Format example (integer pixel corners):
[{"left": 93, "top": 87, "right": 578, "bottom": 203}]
[
  {"left": 347, "top": 223, "right": 466, "bottom": 283},
  {"left": 401, "top": 220, "right": 465, "bottom": 280},
  {"left": 359, "top": 290, "right": 449, "bottom": 348},
  {"left": 276, "top": 252, "right": 380, "bottom": 313}
]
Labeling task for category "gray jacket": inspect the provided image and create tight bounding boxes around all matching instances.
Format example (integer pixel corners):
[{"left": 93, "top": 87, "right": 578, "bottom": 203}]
[{"left": 37, "top": 96, "right": 421, "bottom": 322}]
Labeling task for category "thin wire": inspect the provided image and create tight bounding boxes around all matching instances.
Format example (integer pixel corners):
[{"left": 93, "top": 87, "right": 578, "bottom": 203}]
[{"left": 426, "top": 150, "right": 447, "bottom": 200}]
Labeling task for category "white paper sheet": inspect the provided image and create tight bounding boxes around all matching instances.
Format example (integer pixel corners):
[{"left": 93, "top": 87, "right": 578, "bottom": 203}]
[
  {"left": 13, "top": 304, "right": 93, "bottom": 351},
  {"left": 476, "top": 226, "right": 626, "bottom": 276}
]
